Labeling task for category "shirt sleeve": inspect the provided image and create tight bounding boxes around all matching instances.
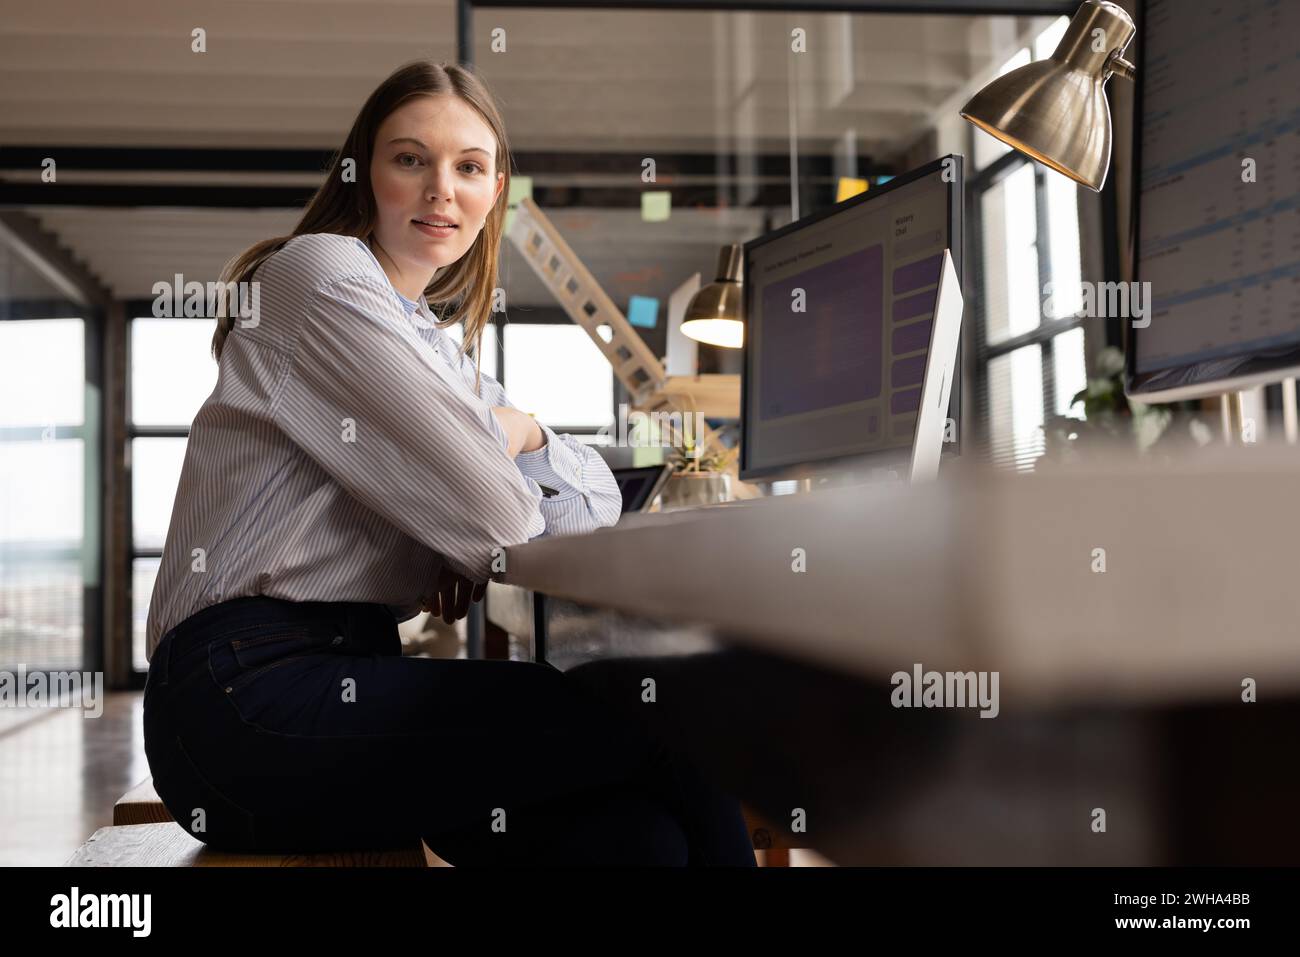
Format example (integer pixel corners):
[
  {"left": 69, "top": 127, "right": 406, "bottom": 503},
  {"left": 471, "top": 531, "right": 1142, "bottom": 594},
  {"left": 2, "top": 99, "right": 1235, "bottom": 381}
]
[
  {"left": 455, "top": 348, "right": 625, "bottom": 536},
  {"left": 270, "top": 271, "right": 545, "bottom": 582}
]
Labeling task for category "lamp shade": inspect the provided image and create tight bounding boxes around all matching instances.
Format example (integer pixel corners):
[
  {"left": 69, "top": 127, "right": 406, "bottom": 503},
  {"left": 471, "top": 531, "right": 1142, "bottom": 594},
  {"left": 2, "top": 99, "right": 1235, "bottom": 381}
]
[
  {"left": 681, "top": 243, "right": 744, "bottom": 348},
  {"left": 960, "top": 1, "right": 1136, "bottom": 191}
]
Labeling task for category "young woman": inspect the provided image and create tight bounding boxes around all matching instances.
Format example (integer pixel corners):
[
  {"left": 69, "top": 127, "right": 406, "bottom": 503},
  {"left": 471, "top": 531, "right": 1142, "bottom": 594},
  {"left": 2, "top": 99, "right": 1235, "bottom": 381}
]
[{"left": 142, "top": 60, "right": 755, "bottom": 866}]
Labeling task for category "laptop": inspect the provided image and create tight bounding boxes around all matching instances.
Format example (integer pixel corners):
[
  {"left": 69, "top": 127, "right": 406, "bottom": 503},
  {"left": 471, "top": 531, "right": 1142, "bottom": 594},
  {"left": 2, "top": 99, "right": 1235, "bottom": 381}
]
[{"left": 612, "top": 464, "right": 674, "bottom": 515}]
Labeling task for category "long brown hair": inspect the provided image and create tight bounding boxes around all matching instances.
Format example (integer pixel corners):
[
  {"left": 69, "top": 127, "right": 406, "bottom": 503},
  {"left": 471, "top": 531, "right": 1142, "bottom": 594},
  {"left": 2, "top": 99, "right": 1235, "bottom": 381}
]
[{"left": 211, "top": 59, "right": 510, "bottom": 397}]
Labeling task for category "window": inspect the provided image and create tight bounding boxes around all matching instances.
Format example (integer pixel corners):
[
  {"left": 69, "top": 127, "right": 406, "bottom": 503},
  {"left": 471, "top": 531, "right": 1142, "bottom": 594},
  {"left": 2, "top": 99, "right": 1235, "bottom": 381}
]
[
  {"left": 969, "top": 16, "right": 1093, "bottom": 470},
  {"left": 501, "top": 322, "right": 615, "bottom": 432},
  {"left": 454, "top": 318, "right": 615, "bottom": 443},
  {"left": 0, "top": 318, "right": 90, "bottom": 675},
  {"left": 128, "top": 315, "right": 218, "bottom": 673}
]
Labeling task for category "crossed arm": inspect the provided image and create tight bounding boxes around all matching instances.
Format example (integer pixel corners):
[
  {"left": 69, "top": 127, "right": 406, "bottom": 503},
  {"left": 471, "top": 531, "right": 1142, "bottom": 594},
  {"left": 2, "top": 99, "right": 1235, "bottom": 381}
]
[
  {"left": 419, "top": 405, "right": 543, "bottom": 623},
  {"left": 270, "top": 260, "right": 621, "bottom": 621}
]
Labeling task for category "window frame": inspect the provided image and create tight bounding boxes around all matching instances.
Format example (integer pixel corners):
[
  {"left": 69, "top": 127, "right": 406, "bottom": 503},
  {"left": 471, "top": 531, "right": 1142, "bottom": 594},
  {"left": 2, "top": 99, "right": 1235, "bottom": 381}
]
[
  {"left": 0, "top": 303, "right": 104, "bottom": 677},
  {"left": 124, "top": 300, "right": 208, "bottom": 678},
  {"left": 967, "top": 141, "right": 1094, "bottom": 465}
]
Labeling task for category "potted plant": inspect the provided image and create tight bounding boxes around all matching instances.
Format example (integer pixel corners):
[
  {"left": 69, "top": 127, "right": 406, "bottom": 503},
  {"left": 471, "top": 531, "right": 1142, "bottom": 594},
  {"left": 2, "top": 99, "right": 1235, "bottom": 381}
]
[
  {"left": 1038, "top": 346, "right": 1172, "bottom": 466},
  {"left": 658, "top": 424, "right": 740, "bottom": 510}
]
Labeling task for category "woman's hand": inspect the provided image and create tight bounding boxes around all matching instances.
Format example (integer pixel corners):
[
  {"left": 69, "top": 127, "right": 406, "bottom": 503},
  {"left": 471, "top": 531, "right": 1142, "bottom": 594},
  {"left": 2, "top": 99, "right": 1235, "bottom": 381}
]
[
  {"left": 421, "top": 563, "right": 487, "bottom": 624},
  {"left": 490, "top": 406, "right": 546, "bottom": 458}
]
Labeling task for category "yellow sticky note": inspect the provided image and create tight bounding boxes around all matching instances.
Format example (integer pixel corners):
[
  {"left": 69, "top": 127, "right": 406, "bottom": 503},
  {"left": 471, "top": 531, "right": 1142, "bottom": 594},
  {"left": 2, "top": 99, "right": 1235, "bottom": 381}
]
[
  {"left": 641, "top": 191, "right": 671, "bottom": 222},
  {"left": 837, "top": 177, "right": 869, "bottom": 202}
]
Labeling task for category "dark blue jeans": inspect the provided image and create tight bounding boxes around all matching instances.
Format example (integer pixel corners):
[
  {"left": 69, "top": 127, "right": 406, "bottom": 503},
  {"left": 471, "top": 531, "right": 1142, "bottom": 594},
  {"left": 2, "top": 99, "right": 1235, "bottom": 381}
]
[{"left": 142, "top": 595, "right": 756, "bottom": 866}]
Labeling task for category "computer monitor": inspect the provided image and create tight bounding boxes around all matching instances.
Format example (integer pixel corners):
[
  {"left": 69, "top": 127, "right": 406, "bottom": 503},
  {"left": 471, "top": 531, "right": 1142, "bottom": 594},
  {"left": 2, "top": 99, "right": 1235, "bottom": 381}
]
[
  {"left": 739, "top": 155, "right": 963, "bottom": 483},
  {"left": 1125, "top": 0, "right": 1300, "bottom": 401}
]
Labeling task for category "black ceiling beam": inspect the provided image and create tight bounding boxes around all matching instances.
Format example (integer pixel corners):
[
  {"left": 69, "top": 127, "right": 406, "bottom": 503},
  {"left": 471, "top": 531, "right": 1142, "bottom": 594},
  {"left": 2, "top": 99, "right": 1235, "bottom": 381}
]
[
  {"left": 0, "top": 176, "right": 874, "bottom": 209},
  {"left": 0, "top": 183, "right": 318, "bottom": 208},
  {"left": 0, "top": 146, "right": 887, "bottom": 179},
  {"left": 0, "top": 146, "right": 894, "bottom": 208},
  {"left": 0, "top": 146, "right": 335, "bottom": 173}
]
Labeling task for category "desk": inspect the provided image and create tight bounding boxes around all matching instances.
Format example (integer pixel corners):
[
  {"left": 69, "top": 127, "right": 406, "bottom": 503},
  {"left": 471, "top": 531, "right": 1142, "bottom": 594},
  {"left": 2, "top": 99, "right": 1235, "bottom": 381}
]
[{"left": 486, "top": 448, "right": 1300, "bottom": 864}]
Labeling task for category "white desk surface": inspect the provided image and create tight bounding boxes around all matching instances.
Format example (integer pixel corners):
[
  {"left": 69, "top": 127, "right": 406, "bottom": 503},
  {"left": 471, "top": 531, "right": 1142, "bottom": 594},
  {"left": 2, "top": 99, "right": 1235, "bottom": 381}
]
[{"left": 498, "top": 446, "right": 1300, "bottom": 709}]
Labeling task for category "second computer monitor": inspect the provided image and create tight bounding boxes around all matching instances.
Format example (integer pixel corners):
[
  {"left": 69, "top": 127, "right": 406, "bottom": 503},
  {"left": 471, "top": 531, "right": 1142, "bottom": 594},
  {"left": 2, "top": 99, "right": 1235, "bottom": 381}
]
[{"left": 740, "top": 156, "right": 963, "bottom": 483}]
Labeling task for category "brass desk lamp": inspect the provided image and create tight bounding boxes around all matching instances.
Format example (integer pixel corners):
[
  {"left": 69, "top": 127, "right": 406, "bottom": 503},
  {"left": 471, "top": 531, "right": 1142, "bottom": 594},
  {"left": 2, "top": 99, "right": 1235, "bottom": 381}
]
[{"left": 961, "top": 0, "right": 1136, "bottom": 191}]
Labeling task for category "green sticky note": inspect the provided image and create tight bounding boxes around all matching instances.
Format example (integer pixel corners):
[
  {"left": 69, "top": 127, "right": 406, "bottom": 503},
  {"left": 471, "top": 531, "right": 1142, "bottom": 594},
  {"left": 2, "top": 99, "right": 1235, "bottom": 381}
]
[
  {"left": 641, "top": 191, "right": 671, "bottom": 222},
  {"left": 505, "top": 176, "right": 533, "bottom": 235},
  {"left": 509, "top": 176, "right": 532, "bottom": 204},
  {"left": 633, "top": 445, "right": 666, "bottom": 467}
]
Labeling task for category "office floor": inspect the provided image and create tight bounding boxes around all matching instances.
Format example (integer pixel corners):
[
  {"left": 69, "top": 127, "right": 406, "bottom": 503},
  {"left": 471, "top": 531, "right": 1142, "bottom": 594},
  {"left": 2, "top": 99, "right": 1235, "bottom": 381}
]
[
  {"left": 0, "top": 692, "right": 148, "bottom": 866},
  {"left": 0, "top": 690, "right": 833, "bottom": 867}
]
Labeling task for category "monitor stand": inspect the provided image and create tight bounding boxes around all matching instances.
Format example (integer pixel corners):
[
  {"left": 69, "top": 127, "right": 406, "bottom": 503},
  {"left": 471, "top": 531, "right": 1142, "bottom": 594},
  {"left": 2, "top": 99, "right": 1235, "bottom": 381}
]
[{"left": 907, "top": 248, "right": 963, "bottom": 484}]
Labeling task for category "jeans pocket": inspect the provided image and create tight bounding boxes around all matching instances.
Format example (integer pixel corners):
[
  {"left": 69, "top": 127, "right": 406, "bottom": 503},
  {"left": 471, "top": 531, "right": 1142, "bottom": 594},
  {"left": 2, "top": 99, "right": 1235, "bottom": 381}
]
[
  {"left": 207, "top": 627, "right": 327, "bottom": 689},
  {"left": 230, "top": 626, "right": 332, "bottom": 670},
  {"left": 209, "top": 627, "right": 337, "bottom": 732}
]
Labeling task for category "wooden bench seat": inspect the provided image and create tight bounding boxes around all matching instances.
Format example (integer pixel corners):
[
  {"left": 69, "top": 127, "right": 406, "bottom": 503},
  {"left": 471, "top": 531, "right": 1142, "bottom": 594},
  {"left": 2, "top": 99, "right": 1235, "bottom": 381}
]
[
  {"left": 112, "top": 778, "right": 175, "bottom": 826},
  {"left": 106, "top": 778, "right": 443, "bottom": 865},
  {"left": 67, "top": 823, "right": 430, "bottom": 866},
  {"left": 105, "top": 778, "right": 781, "bottom": 865}
]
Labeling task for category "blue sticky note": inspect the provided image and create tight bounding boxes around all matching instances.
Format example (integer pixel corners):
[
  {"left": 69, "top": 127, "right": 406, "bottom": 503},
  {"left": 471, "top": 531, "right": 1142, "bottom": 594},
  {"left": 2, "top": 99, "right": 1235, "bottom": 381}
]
[
  {"left": 627, "top": 295, "right": 659, "bottom": 329},
  {"left": 876, "top": 174, "right": 895, "bottom": 185}
]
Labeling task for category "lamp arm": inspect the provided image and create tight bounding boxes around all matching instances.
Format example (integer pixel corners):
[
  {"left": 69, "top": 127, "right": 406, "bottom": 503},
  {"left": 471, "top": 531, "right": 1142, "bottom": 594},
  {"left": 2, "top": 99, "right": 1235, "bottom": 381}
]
[{"left": 1104, "top": 49, "right": 1136, "bottom": 82}]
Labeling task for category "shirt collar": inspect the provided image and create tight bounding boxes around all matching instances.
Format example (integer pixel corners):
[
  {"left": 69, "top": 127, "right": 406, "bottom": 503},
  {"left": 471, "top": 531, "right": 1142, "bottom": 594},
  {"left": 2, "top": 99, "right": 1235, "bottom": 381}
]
[{"left": 353, "top": 236, "right": 430, "bottom": 318}]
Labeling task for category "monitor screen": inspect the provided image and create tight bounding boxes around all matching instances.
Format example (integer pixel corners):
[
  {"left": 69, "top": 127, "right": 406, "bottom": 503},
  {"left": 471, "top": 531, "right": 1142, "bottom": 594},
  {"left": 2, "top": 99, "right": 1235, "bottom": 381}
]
[
  {"left": 612, "top": 464, "right": 671, "bottom": 514},
  {"left": 1126, "top": 0, "right": 1300, "bottom": 400},
  {"left": 740, "top": 157, "right": 961, "bottom": 481}
]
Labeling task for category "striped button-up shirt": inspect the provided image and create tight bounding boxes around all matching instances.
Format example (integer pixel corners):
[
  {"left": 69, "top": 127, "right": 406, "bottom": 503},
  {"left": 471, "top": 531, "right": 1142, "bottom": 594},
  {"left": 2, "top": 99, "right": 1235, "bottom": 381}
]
[{"left": 145, "top": 232, "right": 622, "bottom": 661}]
